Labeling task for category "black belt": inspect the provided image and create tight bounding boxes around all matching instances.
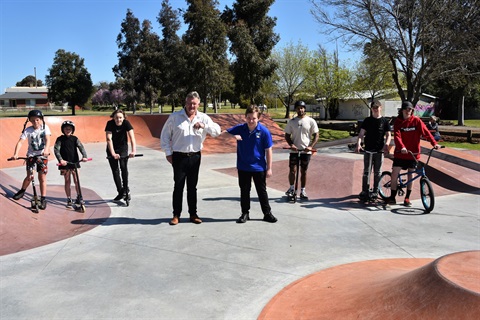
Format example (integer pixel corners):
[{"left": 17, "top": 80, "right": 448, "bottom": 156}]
[{"left": 173, "top": 151, "right": 201, "bottom": 157}]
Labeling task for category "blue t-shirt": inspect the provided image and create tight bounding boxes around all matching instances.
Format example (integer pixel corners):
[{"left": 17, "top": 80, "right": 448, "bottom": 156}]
[{"left": 227, "top": 123, "right": 273, "bottom": 172}]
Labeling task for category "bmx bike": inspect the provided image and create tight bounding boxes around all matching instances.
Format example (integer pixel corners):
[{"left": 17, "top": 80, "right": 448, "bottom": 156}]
[{"left": 378, "top": 146, "right": 444, "bottom": 213}]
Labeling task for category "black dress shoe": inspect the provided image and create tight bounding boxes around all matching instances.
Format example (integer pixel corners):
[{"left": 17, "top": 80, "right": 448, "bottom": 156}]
[
  {"left": 263, "top": 213, "right": 277, "bottom": 223},
  {"left": 236, "top": 213, "right": 249, "bottom": 223}
]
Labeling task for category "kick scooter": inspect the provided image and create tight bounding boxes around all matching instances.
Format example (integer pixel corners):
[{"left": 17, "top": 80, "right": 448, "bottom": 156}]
[
  {"left": 57, "top": 158, "right": 92, "bottom": 213},
  {"left": 283, "top": 147, "right": 316, "bottom": 203},
  {"left": 7, "top": 155, "right": 47, "bottom": 213},
  {"left": 106, "top": 154, "right": 143, "bottom": 206}
]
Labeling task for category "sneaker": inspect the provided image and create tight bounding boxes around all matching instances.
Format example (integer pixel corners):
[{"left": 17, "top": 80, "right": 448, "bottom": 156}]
[
  {"left": 370, "top": 193, "right": 378, "bottom": 201},
  {"left": 66, "top": 198, "right": 73, "bottom": 207},
  {"left": 384, "top": 198, "right": 396, "bottom": 205},
  {"left": 12, "top": 189, "right": 25, "bottom": 200},
  {"left": 114, "top": 193, "right": 124, "bottom": 201},
  {"left": 75, "top": 196, "right": 82, "bottom": 205},
  {"left": 404, "top": 198, "right": 412, "bottom": 207},
  {"left": 300, "top": 192, "right": 309, "bottom": 200},
  {"left": 39, "top": 198, "right": 47, "bottom": 210},
  {"left": 263, "top": 213, "right": 278, "bottom": 223},
  {"left": 358, "top": 191, "right": 368, "bottom": 200},
  {"left": 285, "top": 188, "right": 294, "bottom": 196}
]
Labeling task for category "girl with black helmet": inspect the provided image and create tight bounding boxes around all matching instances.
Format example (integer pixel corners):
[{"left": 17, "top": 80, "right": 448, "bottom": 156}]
[
  {"left": 54, "top": 120, "right": 89, "bottom": 207},
  {"left": 10, "top": 109, "right": 51, "bottom": 209}
]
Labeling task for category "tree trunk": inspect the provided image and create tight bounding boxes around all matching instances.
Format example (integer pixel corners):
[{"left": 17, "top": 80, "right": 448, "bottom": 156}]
[{"left": 458, "top": 95, "right": 465, "bottom": 126}]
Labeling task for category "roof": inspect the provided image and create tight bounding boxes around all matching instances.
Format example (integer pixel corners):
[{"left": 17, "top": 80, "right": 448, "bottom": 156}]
[
  {"left": 0, "top": 92, "right": 48, "bottom": 99},
  {"left": 5, "top": 86, "right": 48, "bottom": 93}
]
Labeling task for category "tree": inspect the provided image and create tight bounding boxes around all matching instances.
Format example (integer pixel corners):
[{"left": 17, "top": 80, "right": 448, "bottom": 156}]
[
  {"left": 183, "top": 0, "right": 230, "bottom": 113},
  {"left": 305, "top": 47, "right": 352, "bottom": 120},
  {"left": 137, "top": 19, "right": 163, "bottom": 114},
  {"left": 222, "top": 0, "right": 279, "bottom": 104},
  {"left": 157, "top": 0, "right": 187, "bottom": 112},
  {"left": 16, "top": 75, "right": 43, "bottom": 87},
  {"left": 45, "top": 49, "right": 93, "bottom": 116},
  {"left": 270, "top": 41, "right": 311, "bottom": 118},
  {"left": 310, "top": 0, "right": 480, "bottom": 110},
  {"left": 113, "top": 9, "right": 141, "bottom": 113},
  {"left": 352, "top": 40, "right": 396, "bottom": 109}
]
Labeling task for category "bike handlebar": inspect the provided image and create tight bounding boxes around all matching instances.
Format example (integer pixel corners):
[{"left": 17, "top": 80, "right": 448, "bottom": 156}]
[
  {"left": 7, "top": 155, "right": 48, "bottom": 161},
  {"left": 283, "top": 146, "right": 317, "bottom": 153},
  {"left": 106, "top": 154, "right": 143, "bottom": 159},
  {"left": 56, "top": 158, "right": 93, "bottom": 166}
]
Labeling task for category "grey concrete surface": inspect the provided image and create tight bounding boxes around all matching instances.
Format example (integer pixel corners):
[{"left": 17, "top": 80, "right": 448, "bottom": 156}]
[{"left": 1, "top": 143, "right": 479, "bottom": 319}]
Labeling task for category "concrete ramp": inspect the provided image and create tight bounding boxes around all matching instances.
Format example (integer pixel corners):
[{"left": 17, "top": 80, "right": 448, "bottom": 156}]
[
  {"left": 0, "top": 170, "right": 111, "bottom": 255},
  {"left": 258, "top": 250, "right": 480, "bottom": 319}
]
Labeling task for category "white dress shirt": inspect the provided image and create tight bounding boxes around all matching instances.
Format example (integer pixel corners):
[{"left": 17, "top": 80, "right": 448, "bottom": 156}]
[{"left": 160, "top": 108, "right": 221, "bottom": 156}]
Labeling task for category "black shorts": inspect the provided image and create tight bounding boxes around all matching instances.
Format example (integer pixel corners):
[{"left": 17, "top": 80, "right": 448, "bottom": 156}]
[
  {"left": 289, "top": 153, "right": 311, "bottom": 170},
  {"left": 392, "top": 158, "right": 416, "bottom": 170}
]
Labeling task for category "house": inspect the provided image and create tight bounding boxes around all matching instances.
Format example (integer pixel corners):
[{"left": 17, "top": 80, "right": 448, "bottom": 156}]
[
  {"left": 315, "top": 90, "right": 438, "bottom": 120},
  {"left": 0, "top": 86, "right": 49, "bottom": 110}
]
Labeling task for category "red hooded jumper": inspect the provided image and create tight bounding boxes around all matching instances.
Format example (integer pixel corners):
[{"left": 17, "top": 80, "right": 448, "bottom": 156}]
[{"left": 393, "top": 115, "right": 437, "bottom": 160}]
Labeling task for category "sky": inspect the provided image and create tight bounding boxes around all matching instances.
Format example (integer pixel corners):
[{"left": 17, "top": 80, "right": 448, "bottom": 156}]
[{"left": 0, "top": 0, "right": 359, "bottom": 92}]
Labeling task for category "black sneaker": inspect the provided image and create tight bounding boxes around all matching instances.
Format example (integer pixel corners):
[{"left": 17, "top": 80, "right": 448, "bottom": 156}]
[
  {"left": 263, "top": 213, "right": 277, "bottom": 223},
  {"left": 114, "top": 193, "right": 124, "bottom": 201},
  {"left": 12, "top": 189, "right": 25, "bottom": 200},
  {"left": 384, "top": 198, "right": 396, "bottom": 205},
  {"left": 300, "top": 192, "right": 309, "bottom": 200},
  {"left": 75, "top": 196, "right": 82, "bottom": 205},
  {"left": 358, "top": 191, "right": 368, "bottom": 201},
  {"left": 39, "top": 198, "right": 47, "bottom": 210},
  {"left": 66, "top": 198, "right": 73, "bottom": 207}
]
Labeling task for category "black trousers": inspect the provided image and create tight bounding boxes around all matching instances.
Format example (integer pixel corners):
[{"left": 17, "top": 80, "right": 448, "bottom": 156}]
[
  {"left": 238, "top": 170, "right": 271, "bottom": 215},
  {"left": 172, "top": 152, "right": 201, "bottom": 217},
  {"left": 108, "top": 157, "right": 129, "bottom": 194}
]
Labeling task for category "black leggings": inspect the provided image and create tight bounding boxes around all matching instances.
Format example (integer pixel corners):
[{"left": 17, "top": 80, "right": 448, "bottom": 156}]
[{"left": 108, "top": 157, "right": 129, "bottom": 194}]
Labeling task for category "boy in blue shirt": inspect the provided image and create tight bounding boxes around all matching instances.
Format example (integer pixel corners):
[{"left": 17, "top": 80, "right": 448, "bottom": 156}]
[{"left": 222, "top": 105, "right": 277, "bottom": 223}]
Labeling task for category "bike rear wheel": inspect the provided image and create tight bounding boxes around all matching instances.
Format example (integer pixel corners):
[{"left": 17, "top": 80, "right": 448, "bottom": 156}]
[
  {"left": 378, "top": 171, "right": 392, "bottom": 200},
  {"left": 420, "top": 177, "right": 435, "bottom": 213}
]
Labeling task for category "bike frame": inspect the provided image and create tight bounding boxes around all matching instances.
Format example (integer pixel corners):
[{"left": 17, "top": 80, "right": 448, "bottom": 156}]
[{"left": 395, "top": 148, "right": 434, "bottom": 193}]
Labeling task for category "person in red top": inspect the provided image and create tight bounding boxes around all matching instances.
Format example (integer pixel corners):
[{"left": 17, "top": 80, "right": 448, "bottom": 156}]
[{"left": 385, "top": 101, "right": 441, "bottom": 206}]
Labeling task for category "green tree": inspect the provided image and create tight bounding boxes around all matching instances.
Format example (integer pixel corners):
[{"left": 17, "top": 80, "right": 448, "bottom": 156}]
[
  {"left": 45, "top": 49, "right": 93, "bottom": 116},
  {"left": 137, "top": 19, "right": 163, "bottom": 114},
  {"left": 157, "top": 0, "right": 187, "bottom": 112},
  {"left": 16, "top": 75, "right": 43, "bottom": 87},
  {"left": 310, "top": 0, "right": 480, "bottom": 111},
  {"left": 352, "top": 40, "right": 396, "bottom": 109},
  {"left": 305, "top": 47, "right": 351, "bottom": 120},
  {"left": 113, "top": 9, "right": 141, "bottom": 113},
  {"left": 183, "top": 0, "right": 230, "bottom": 113},
  {"left": 222, "top": 0, "right": 279, "bottom": 104},
  {"left": 270, "top": 41, "right": 310, "bottom": 118}
]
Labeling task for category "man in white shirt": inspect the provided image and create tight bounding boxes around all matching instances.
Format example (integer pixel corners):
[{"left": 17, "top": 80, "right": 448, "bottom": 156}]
[
  {"left": 160, "top": 91, "right": 221, "bottom": 225},
  {"left": 284, "top": 101, "right": 319, "bottom": 200}
]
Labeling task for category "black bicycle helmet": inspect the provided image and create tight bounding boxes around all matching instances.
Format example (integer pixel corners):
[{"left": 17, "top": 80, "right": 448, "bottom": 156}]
[
  {"left": 28, "top": 109, "right": 44, "bottom": 120},
  {"left": 61, "top": 120, "right": 75, "bottom": 134},
  {"left": 294, "top": 100, "right": 306, "bottom": 108}
]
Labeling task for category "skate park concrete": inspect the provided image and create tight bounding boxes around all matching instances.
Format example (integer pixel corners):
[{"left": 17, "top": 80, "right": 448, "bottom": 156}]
[{"left": 1, "top": 114, "right": 479, "bottom": 319}]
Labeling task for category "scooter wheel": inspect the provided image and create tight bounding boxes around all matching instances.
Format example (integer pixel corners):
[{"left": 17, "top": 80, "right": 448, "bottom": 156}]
[{"left": 80, "top": 204, "right": 86, "bottom": 213}]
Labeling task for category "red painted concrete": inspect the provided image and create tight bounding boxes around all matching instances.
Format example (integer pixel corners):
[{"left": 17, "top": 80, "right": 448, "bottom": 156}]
[
  {"left": 258, "top": 251, "right": 480, "bottom": 320},
  {"left": 0, "top": 170, "right": 110, "bottom": 256}
]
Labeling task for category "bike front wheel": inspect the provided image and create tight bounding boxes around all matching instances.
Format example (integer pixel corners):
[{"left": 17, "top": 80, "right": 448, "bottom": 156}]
[
  {"left": 420, "top": 177, "right": 435, "bottom": 213},
  {"left": 378, "top": 171, "right": 392, "bottom": 200}
]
